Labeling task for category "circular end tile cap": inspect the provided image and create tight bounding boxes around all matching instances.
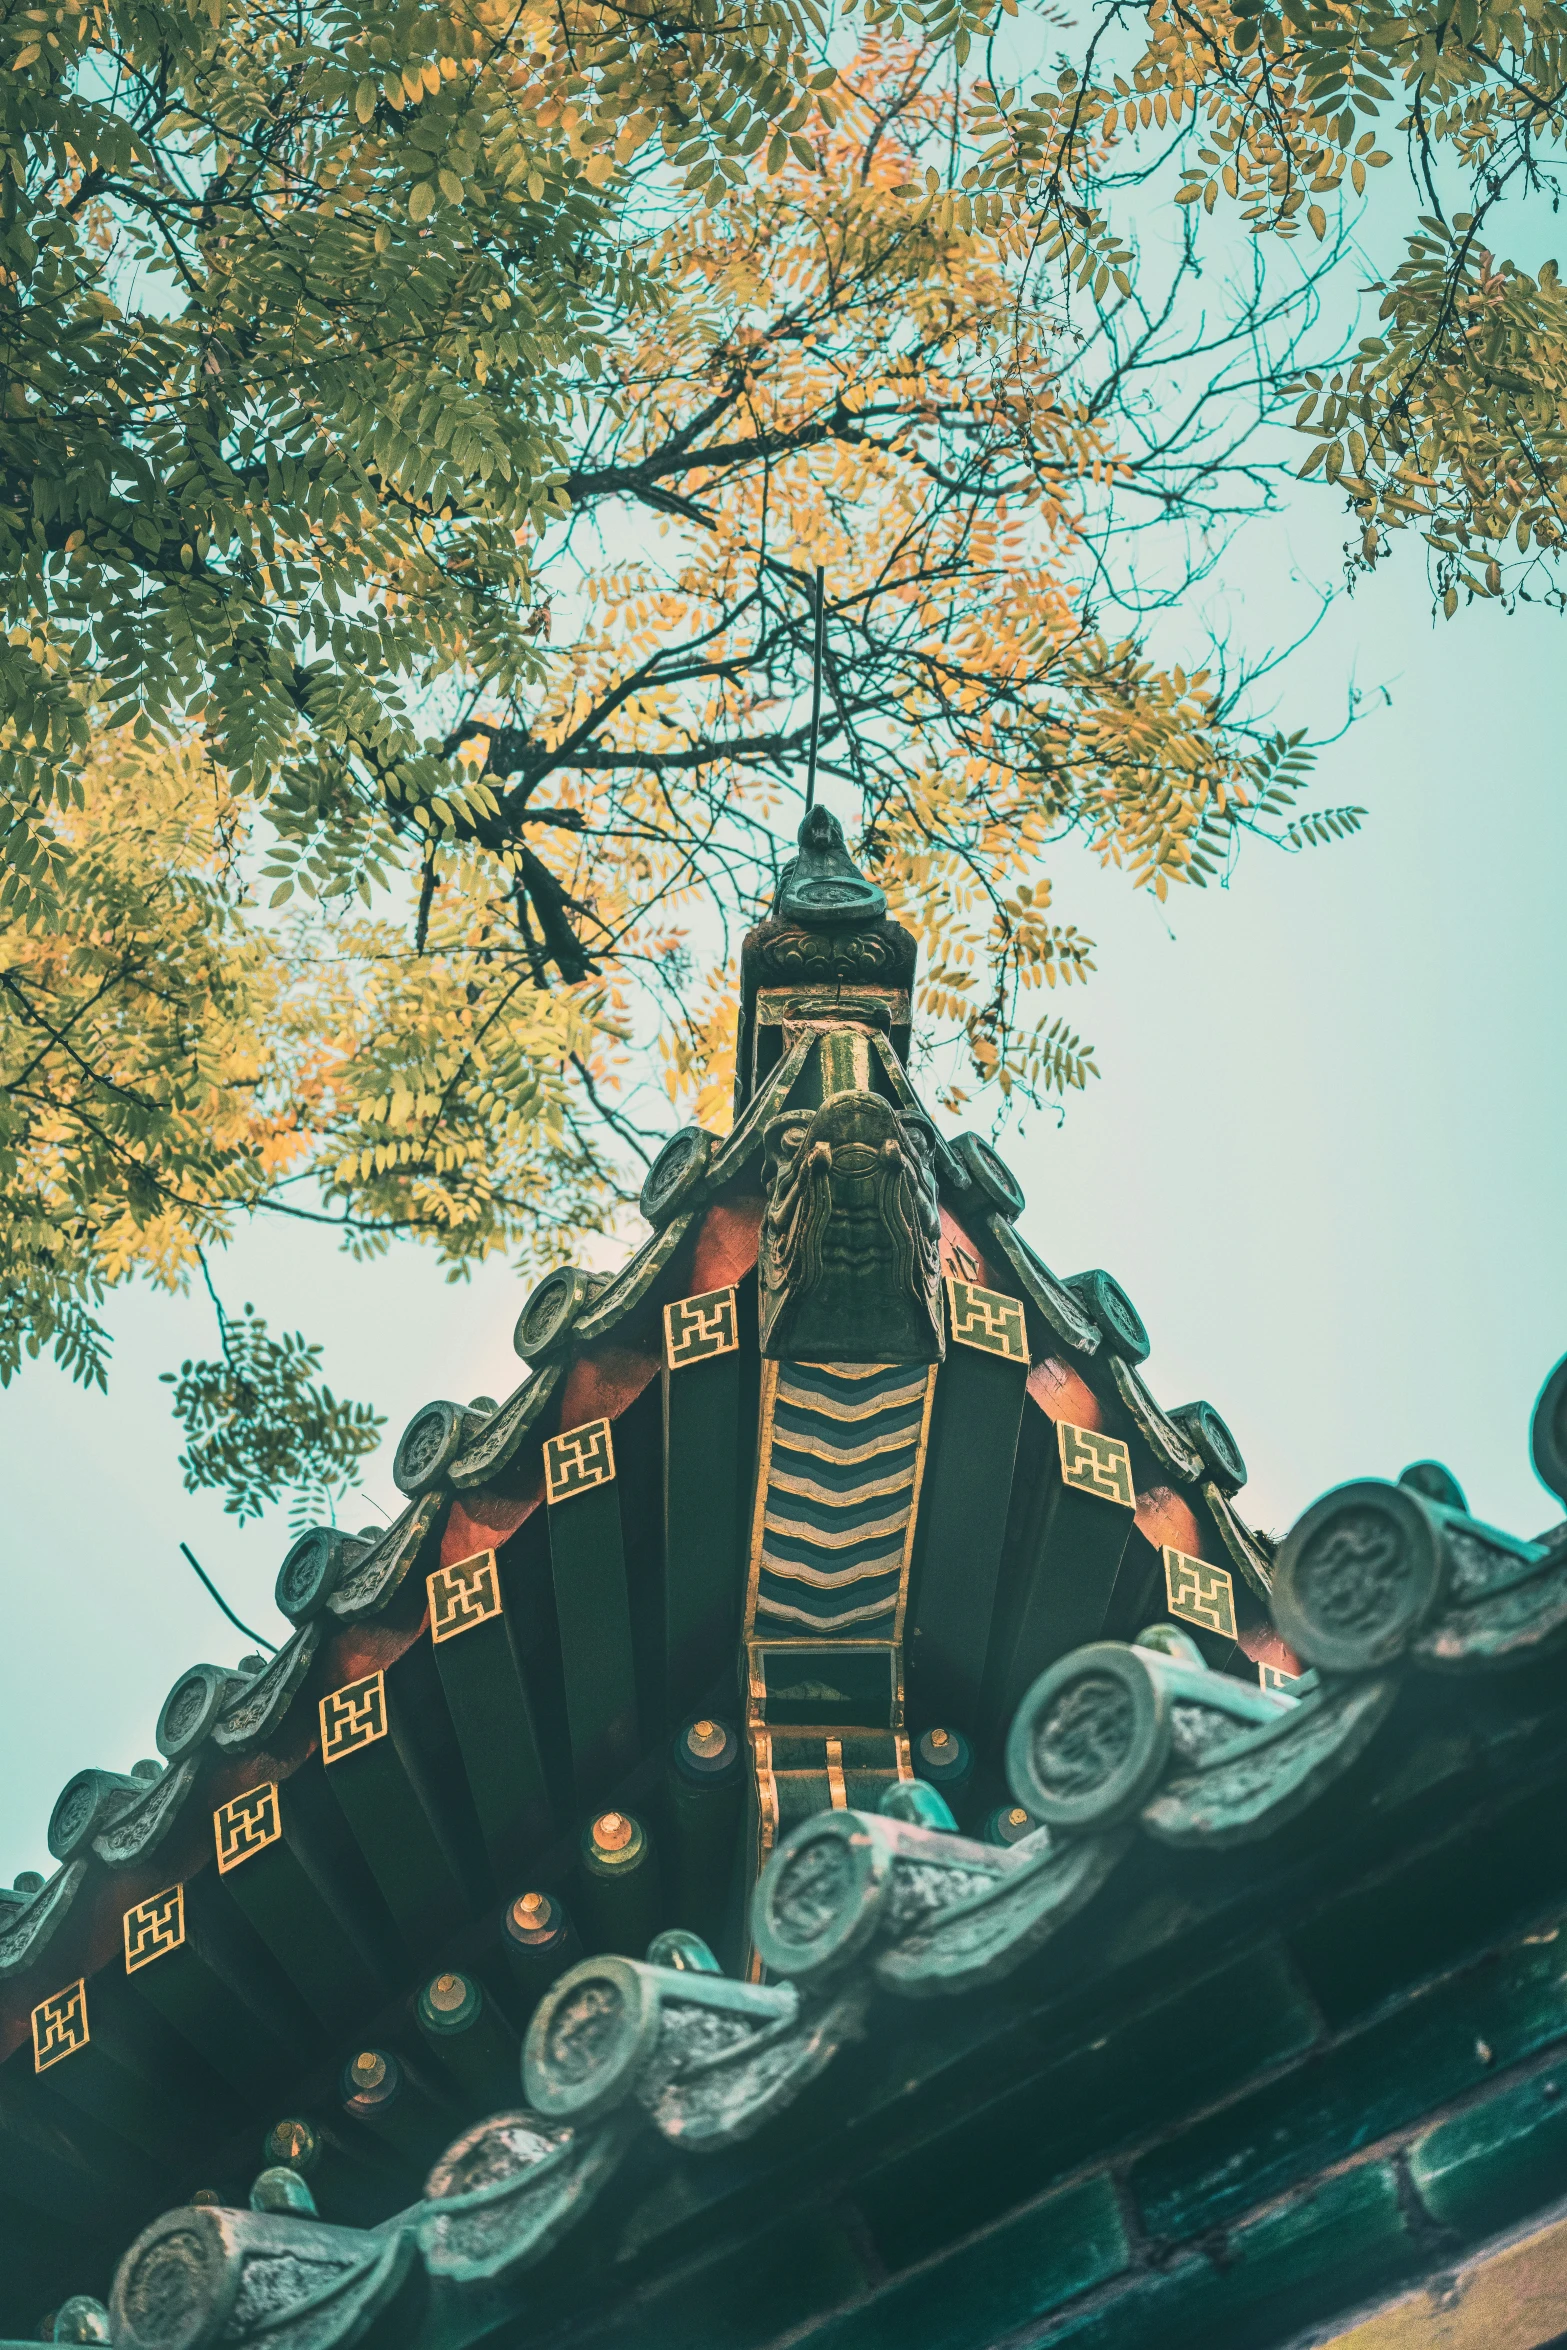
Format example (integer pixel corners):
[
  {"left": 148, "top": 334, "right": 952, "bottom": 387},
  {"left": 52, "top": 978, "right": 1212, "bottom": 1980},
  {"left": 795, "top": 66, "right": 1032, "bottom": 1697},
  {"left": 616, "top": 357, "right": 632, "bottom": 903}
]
[
  {"left": 1007, "top": 1643, "right": 1171, "bottom": 1833},
  {"left": 639, "top": 1127, "right": 715, "bottom": 1229},
  {"left": 1063, "top": 1270, "right": 1150, "bottom": 1363},
  {"left": 524, "top": 1956, "right": 659, "bottom": 2123},
  {"left": 1273, "top": 1478, "right": 1444, "bottom": 1673},
  {"left": 1530, "top": 1352, "right": 1567, "bottom": 1508}
]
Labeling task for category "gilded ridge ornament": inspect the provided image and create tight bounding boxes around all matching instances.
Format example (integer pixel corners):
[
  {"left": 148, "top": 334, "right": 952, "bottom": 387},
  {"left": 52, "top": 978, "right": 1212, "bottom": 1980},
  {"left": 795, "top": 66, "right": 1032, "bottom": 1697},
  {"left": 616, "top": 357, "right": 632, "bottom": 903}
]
[
  {"left": 213, "top": 1782, "right": 282, "bottom": 1874},
  {"left": 664, "top": 1287, "right": 740, "bottom": 1370},
  {"left": 32, "top": 1977, "right": 89, "bottom": 2071},
  {"left": 428, "top": 1551, "right": 503, "bottom": 1644},
  {"left": 1162, "top": 1545, "right": 1239, "bottom": 1641},
  {"left": 1058, "top": 1421, "right": 1137, "bottom": 1510},
  {"left": 544, "top": 1418, "right": 617, "bottom": 1504},
  {"left": 123, "top": 1885, "right": 184, "bottom": 1974},
  {"left": 319, "top": 1670, "right": 388, "bottom": 1763},
  {"left": 945, "top": 1276, "right": 1028, "bottom": 1363},
  {"left": 758, "top": 1090, "right": 942, "bottom": 1362}
]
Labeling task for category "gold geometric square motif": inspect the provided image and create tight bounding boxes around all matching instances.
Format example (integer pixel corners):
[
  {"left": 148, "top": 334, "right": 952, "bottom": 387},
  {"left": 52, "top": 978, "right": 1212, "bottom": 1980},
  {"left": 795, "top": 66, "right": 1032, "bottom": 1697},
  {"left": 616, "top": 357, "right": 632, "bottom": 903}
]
[
  {"left": 1058, "top": 1421, "right": 1136, "bottom": 1510},
  {"left": 214, "top": 1782, "right": 282, "bottom": 1875},
  {"left": 319, "top": 1670, "right": 388, "bottom": 1763},
  {"left": 945, "top": 1277, "right": 1028, "bottom": 1363},
  {"left": 1259, "top": 1661, "right": 1301, "bottom": 1693},
  {"left": 428, "top": 1552, "right": 502, "bottom": 1645},
  {"left": 123, "top": 1884, "right": 185, "bottom": 1974},
  {"left": 1162, "top": 1546, "right": 1238, "bottom": 1641},
  {"left": 32, "top": 1979, "right": 89, "bottom": 2072},
  {"left": 664, "top": 1288, "right": 740, "bottom": 1370},
  {"left": 544, "top": 1417, "right": 615, "bottom": 1505}
]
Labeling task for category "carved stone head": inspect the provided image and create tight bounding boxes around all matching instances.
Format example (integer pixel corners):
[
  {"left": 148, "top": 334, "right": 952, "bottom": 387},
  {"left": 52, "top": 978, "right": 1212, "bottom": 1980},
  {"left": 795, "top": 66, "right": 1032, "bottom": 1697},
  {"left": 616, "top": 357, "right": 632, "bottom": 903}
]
[{"left": 759, "top": 1089, "right": 943, "bottom": 1362}]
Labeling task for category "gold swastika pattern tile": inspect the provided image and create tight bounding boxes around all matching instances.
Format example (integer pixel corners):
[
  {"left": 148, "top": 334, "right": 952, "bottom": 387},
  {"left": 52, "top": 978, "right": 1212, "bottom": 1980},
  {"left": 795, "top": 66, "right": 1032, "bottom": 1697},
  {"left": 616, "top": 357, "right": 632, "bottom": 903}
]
[
  {"left": 1259, "top": 1661, "right": 1301, "bottom": 1693},
  {"left": 1057, "top": 1421, "right": 1136, "bottom": 1510},
  {"left": 214, "top": 1782, "right": 281, "bottom": 1875},
  {"left": 664, "top": 1287, "right": 740, "bottom": 1370},
  {"left": 319, "top": 1670, "right": 387, "bottom": 1764},
  {"left": 428, "top": 1551, "right": 502, "bottom": 1645},
  {"left": 544, "top": 1418, "right": 616, "bottom": 1505},
  {"left": 945, "top": 1277, "right": 1028, "bottom": 1364},
  {"left": 32, "top": 1979, "right": 88, "bottom": 2073},
  {"left": 123, "top": 1884, "right": 185, "bottom": 1974},
  {"left": 1163, "top": 1546, "right": 1239, "bottom": 1641}
]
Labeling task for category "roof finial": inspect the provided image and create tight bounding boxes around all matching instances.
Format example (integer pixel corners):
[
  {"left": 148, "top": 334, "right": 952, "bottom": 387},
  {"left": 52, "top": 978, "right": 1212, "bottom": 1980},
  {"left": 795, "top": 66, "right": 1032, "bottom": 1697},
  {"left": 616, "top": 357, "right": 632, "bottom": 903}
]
[{"left": 804, "top": 564, "right": 826, "bottom": 815}]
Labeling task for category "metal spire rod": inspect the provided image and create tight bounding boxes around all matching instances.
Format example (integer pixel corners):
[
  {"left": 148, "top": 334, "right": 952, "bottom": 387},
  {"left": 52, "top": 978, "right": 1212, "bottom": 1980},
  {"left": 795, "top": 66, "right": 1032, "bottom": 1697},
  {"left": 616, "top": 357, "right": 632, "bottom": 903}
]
[{"left": 803, "top": 565, "right": 826, "bottom": 812}]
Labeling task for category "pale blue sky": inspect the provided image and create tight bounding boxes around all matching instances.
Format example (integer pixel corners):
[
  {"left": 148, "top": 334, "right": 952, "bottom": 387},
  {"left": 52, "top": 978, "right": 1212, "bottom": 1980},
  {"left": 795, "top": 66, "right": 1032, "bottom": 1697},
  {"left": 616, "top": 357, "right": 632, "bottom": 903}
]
[{"left": 2, "top": 463, "right": 1564, "bottom": 1880}]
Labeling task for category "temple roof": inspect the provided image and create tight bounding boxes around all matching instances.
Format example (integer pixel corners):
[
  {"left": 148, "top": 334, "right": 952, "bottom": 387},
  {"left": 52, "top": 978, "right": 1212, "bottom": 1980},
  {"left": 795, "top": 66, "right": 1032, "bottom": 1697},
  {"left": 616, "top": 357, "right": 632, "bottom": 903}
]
[{"left": 5, "top": 814, "right": 1566, "bottom": 2348}]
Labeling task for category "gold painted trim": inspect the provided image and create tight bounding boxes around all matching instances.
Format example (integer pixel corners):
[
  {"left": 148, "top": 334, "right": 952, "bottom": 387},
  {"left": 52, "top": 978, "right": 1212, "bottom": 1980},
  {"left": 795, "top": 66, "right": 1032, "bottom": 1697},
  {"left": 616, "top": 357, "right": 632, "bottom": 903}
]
[
  {"left": 755, "top": 986, "right": 909, "bottom": 1028},
  {"left": 825, "top": 1739, "right": 848, "bottom": 1808},
  {"left": 767, "top": 1462, "right": 919, "bottom": 1507},
  {"left": 1162, "top": 1544, "right": 1238, "bottom": 1642},
  {"left": 742, "top": 1357, "right": 782, "bottom": 1643},
  {"left": 1317, "top": 2206, "right": 1567, "bottom": 2349},
  {"left": 31, "top": 1979, "right": 89, "bottom": 2073},
  {"left": 777, "top": 1376, "right": 930, "bottom": 1423},
  {"left": 123, "top": 1883, "right": 185, "bottom": 1975},
  {"left": 663, "top": 1286, "right": 740, "bottom": 1371},
  {"left": 318, "top": 1668, "right": 388, "bottom": 1764},
  {"left": 891, "top": 1367, "right": 938, "bottom": 1648},
  {"left": 759, "top": 1548, "right": 908, "bottom": 1589},
  {"left": 944, "top": 1275, "right": 1028, "bottom": 1364},
  {"left": 1057, "top": 1418, "right": 1137, "bottom": 1510},
  {"left": 792, "top": 1361, "right": 901, "bottom": 1380},
  {"left": 543, "top": 1416, "right": 617, "bottom": 1504},
  {"left": 755, "top": 1592, "right": 908, "bottom": 1632},
  {"left": 894, "top": 1731, "right": 915, "bottom": 1781},
  {"left": 754, "top": 1728, "right": 779, "bottom": 1860},
  {"left": 428, "top": 1549, "right": 503, "bottom": 1645},
  {"left": 772, "top": 1424, "right": 924, "bottom": 1469},
  {"left": 762, "top": 1503, "right": 913, "bottom": 1550},
  {"left": 213, "top": 1781, "right": 281, "bottom": 1875}
]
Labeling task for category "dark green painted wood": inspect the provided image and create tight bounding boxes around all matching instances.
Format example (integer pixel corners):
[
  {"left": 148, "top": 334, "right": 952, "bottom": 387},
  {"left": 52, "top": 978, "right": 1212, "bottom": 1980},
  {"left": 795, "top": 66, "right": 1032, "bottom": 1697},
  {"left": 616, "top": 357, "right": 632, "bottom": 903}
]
[
  {"left": 0, "top": 2202, "right": 93, "bottom": 2336},
  {"left": 664, "top": 1720, "right": 744, "bottom": 1950},
  {"left": 852, "top": 1942, "right": 1318, "bottom": 2277},
  {"left": 540, "top": 2195, "right": 875, "bottom": 2350},
  {"left": 793, "top": 2174, "right": 1129, "bottom": 2350},
  {"left": 576, "top": 1810, "right": 661, "bottom": 1957},
  {"left": 416, "top": 1970, "right": 520, "bottom": 2111},
  {"left": 261, "top": 2114, "right": 406, "bottom": 2230},
  {"left": 1288, "top": 1768, "right": 1567, "bottom": 2027},
  {"left": 662, "top": 1348, "right": 744, "bottom": 1725},
  {"left": 322, "top": 1683, "right": 480, "bottom": 1958},
  {"left": 982, "top": 1409, "right": 1137, "bottom": 1728},
  {"left": 909, "top": 1344, "right": 1028, "bottom": 1731},
  {"left": 1409, "top": 2059, "right": 1567, "bottom": 2239},
  {"left": 27, "top": 1982, "right": 216, "bottom": 2175},
  {"left": 548, "top": 1480, "right": 639, "bottom": 1803},
  {"left": 123, "top": 1881, "right": 312, "bottom": 2100},
  {"left": 1100, "top": 1524, "right": 1164, "bottom": 1643},
  {"left": 339, "top": 2048, "right": 451, "bottom": 2170},
  {"left": 0, "top": 2084, "right": 143, "bottom": 2237},
  {"left": 1130, "top": 1911, "right": 1567, "bottom": 2241},
  {"left": 498, "top": 1889, "right": 580, "bottom": 2022},
  {"left": 1014, "top": 2162, "right": 1420, "bottom": 2350},
  {"left": 216, "top": 1777, "right": 394, "bottom": 2029},
  {"left": 430, "top": 1604, "right": 553, "bottom": 1883}
]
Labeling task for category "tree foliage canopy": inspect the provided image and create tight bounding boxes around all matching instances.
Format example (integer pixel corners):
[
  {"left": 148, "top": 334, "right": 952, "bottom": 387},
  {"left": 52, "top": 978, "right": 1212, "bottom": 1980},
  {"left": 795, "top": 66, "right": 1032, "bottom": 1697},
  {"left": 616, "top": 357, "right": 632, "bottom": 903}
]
[{"left": 4, "top": 0, "right": 1550, "bottom": 1521}]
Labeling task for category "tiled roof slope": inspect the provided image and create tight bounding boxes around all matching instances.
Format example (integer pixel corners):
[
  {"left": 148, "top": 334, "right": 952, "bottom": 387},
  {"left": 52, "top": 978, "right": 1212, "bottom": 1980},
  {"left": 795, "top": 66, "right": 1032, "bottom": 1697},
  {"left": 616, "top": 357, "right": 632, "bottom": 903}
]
[
  {"left": 0, "top": 1066, "right": 1281, "bottom": 2229},
  {"left": 7, "top": 809, "right": 1566, "bottom": 2347},
  {"left": 20, "top": 1366, "right": 1567, "bottom": 2350}
]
